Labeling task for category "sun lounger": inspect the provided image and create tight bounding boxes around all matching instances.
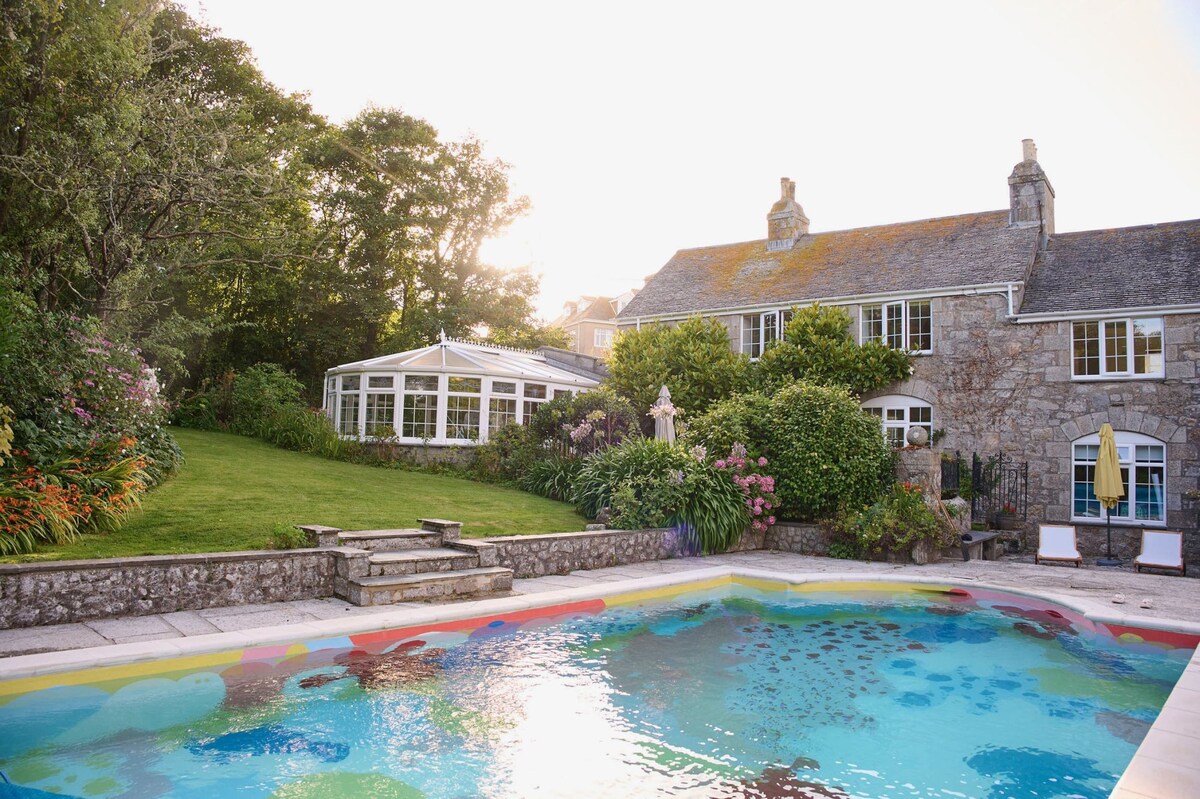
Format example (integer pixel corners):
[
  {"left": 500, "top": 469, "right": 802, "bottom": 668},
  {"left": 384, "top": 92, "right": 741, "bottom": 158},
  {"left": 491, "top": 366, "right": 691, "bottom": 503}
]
[
  {"left": 1035, "top": 524, "right": 1082, "bottom": 567},
  {"left": 1134, "top": 530, "right": 1185, "bottom": 576}
]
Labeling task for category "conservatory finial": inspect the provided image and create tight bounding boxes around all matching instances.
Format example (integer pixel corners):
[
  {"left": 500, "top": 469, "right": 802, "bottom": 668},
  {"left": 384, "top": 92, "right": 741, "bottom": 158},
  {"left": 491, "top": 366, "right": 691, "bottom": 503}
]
[{"left": 439, "top": 328, "right": 447, "bottom": 343}]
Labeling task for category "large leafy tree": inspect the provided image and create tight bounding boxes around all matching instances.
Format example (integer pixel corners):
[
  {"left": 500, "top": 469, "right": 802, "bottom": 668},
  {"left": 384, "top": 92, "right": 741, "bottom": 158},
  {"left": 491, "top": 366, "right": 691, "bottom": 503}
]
[
  {"left": 308, "top": 109, "right": 534, "bottom": 358},
  {"left": 607, "top": 316, "right": 749, "bottom": 420}
]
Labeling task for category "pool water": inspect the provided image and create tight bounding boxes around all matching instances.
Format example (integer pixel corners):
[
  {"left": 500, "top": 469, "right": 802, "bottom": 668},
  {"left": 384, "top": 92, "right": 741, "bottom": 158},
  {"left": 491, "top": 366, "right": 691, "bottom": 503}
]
[{"left": 0, "top": 582, "right": 1192, "bottom": 799}]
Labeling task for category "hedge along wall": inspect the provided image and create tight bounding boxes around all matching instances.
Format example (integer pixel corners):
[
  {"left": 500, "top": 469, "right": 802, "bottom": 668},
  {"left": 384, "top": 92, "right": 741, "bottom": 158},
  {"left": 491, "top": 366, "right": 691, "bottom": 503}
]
[{"left": 0, "top": 550, "right": 334, "bottom": 629}]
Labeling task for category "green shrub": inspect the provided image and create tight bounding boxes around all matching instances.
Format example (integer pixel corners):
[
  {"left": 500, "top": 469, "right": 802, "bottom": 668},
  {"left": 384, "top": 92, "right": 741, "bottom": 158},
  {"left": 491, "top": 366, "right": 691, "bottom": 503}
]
[
  {"left": 607, "top": 316, "right": 749, "bottom": 422},
  {"left": 230, "top": 363, "right": 305, "bottom": 436},
  {"left": 571, "top": 439, "right": 750, "bottom": 554},
  {"left": 684, "top": 393, "right": 774, "bottom": 462},
  {"left": 529, "top": 387, "right": 641, "bottom": 455},
  {"left": 520, "top": 455, "right": 581, "bottom": 502},
  {"left": 257, "top": 405, "right": 359, "bottom": 461},
  {"left": 767, "top": 381, "right": 894, "bottom": 521},
  {"left": 268, "top": 523, "right": 311, "bottom": 550},
  {"left": 473, "top": 423, "right": 544, "bottom": 484},
  {"left": 754, "top": 304, "right": 912, "bottom": 395},
  {"left": 835, "top": 482, "right": 954, "bottom": 558}
]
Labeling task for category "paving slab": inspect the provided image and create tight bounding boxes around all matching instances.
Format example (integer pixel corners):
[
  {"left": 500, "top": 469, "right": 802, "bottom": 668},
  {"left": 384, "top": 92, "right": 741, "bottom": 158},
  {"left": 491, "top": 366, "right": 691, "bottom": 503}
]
[
  {"left": 85, "top": 614, "right": 178, "bottom": 640},
  {"left": 160, "top": 611, "right": 222, "bottom": 637},
  {"left": 201, "top": 606, "right": 318, "bottom": 633},
  {"left": 109, "top": 630, "right": 184, "bottom": 645},
  {"left": 0, "top": 623, "right": 110, "bottom": 657}
]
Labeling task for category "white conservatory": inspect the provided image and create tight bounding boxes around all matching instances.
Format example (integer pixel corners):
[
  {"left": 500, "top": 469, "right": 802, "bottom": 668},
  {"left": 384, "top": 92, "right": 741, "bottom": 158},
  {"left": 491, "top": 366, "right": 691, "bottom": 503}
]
[{"left": 322, "top": 336, "right": 600, "bottom": 445}]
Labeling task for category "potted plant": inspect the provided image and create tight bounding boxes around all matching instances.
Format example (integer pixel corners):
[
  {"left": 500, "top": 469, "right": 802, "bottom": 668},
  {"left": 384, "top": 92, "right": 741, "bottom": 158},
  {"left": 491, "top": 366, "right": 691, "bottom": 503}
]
[{"left": 993, "top": 502, "right": 1023, "bottom": 531}]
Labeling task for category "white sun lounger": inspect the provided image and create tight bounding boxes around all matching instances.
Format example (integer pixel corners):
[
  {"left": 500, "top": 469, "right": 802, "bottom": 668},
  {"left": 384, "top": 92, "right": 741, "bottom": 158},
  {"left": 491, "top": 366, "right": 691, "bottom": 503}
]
[
  {"left": 1134, "top": 530, "right": 1185, "bottom": 576},
  {"left": 1035, "top": 524, "right": 1082, "bottom": 567}
]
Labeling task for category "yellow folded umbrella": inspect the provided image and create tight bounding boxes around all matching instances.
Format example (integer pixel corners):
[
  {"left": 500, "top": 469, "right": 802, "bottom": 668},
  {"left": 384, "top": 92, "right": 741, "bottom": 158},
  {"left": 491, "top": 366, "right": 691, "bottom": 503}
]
[
  {"left": 1095, "top": 423, "right": 1125, "bottom": 513},
  {"left": 1095, "top": 423, "right": 1125, "bottom": 565}
]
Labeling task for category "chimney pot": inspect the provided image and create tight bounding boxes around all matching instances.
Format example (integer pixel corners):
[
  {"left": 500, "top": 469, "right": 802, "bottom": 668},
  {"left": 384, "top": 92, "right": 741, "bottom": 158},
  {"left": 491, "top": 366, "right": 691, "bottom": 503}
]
[
  {"left": 779, "top": 177, "right": 790, "bottom": 199},
  {"left": 1022, "top": 138, "right": 1037, "bottom": 162}
]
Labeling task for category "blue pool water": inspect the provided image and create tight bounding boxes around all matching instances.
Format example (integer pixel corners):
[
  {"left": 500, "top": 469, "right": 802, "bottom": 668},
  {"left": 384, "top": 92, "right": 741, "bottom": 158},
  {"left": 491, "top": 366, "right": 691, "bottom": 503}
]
[{"left": 0, "top": 583, "right": 1190, "bottom": 798}]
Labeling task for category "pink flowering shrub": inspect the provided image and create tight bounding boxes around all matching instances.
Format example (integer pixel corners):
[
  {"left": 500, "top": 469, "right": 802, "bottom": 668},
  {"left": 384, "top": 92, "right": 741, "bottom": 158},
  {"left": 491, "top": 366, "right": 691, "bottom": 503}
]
[{"left": 712, "top": 443, "right": 779, "bottom": 533}]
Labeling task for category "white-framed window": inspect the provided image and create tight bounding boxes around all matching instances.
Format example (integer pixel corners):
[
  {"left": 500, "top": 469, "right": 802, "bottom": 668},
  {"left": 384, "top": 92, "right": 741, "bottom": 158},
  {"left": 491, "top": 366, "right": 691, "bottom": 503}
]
[
  {"left": 364, "top": 375, "right": 395, "bottom": 437},
  {"left": 522, "top": 382, "right": 547, "bottom": 425},
  {"left": 488, "top": 380, "right": 518, "bottom": 433},
  {"left": 741, "top": 309, "right": 794, "bottom": 357},
  {"left": 861, "top": 300, "right": 931, "bottom": 353},
  {"left": 1072, "top": 431, "right": 1166, "bottom": 524},
  {"left": 324, "top": 377, "right": 336, "bottom": 422},
  {"left": 594, "top": 328, "right": 614, "bottom": 349},
  {"left": 862, "top": 395, "right": 933, "bottom": 448},
  {"left": 1071, "top": 318, "right": 1164, "bottom": 379},
  {"left": 338, "top": 374, "right": 361, "bottom": 435},
  {"left": 402, "top": 374, "right": 438, "bottom": 439},
  {"left": 445, "top": 376, "right": 482, "bottom": 440}
]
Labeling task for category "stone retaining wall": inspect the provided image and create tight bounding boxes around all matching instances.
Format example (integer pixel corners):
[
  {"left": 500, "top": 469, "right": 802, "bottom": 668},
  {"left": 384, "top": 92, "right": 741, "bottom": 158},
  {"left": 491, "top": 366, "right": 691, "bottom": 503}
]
[
  {"left": 0, "top": 523, "right": 823, "bottom": 628},
  {"left": 0, "top": 550, "right": 334, "bottom": 629},
  {"left": 764, "top": 522, "right": 829, "bottom": 554}
]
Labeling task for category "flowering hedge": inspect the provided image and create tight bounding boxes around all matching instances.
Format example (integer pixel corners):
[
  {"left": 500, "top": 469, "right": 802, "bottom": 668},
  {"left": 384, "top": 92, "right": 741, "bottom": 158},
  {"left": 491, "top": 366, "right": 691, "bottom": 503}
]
[
  {"left": 0, "top": 289, "right": 178, "bottom": 554},
  {"left": 713, "top": 444, "right": 778, "bottom": 534}
]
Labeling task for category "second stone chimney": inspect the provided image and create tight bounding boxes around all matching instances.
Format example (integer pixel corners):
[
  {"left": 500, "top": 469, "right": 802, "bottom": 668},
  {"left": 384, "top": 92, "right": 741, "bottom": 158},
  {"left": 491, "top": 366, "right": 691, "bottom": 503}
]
[
  {"left": 1008, "top": 138, "right": 1055, "bottom": 240},
  {"left": 767, "top": 177, "right": 809, "bottom": 251}
]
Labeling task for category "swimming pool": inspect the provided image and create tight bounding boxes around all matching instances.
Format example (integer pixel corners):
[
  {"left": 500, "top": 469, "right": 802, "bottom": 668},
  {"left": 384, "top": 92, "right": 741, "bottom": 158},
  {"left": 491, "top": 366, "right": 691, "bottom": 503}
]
[{"left": 0, "top": 577, "right": 1194, "bottom": 798}]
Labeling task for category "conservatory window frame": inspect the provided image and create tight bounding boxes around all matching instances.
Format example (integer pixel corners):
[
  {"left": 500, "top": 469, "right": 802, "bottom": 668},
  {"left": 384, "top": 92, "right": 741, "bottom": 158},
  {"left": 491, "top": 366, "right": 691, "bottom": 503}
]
[{"left": 401, "top": 373, "right": 440, "bottom": 441}]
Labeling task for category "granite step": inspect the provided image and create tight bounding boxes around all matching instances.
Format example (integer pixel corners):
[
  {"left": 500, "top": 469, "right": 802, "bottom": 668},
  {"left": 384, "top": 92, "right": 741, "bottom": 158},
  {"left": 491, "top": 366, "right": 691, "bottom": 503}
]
[
  {"left": 368, "top": 548, "right": 479, "bottom": 577},
  {"left": 347, "top": 567, "right": 513, "bottom": 606},
  {"left": 337, "top": 529, "right": 442, "bottom": 552}
]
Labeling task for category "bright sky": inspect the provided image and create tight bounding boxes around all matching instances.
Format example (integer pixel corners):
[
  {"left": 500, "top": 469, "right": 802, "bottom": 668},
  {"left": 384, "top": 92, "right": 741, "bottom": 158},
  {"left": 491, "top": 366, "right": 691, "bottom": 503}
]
[{"left": 183, "top": 0, "right": 1200, "bottom": 320}]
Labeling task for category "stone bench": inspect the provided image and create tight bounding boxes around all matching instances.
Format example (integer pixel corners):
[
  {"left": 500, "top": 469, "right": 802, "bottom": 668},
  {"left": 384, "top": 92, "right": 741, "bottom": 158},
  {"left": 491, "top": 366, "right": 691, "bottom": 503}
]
[{"left": 954, "top": 531, "right": 1002, "bottom": 562}]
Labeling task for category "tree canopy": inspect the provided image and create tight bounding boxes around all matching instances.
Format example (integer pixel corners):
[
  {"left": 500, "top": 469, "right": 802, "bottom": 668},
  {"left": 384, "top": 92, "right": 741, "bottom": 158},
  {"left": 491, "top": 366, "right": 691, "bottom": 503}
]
[{"left": 0, "top": 0, "right": 553, "bottom": 397}]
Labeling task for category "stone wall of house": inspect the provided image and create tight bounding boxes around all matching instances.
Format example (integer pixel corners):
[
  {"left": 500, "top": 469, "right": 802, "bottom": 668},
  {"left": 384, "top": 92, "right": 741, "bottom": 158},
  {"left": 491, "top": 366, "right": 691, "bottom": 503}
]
[
  {"left": 0, "top": 550, "right": 334, "bottom": 629},
  {"left": 887, "top": 293, "right": 1200, "bottom": 563}
]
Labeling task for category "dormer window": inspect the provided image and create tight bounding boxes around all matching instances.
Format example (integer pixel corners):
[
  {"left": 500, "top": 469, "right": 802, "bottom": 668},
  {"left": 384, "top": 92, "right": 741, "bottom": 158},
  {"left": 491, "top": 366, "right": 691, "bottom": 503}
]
[{"left": 861, "top": 300, "right": 931, "bottom": 353}]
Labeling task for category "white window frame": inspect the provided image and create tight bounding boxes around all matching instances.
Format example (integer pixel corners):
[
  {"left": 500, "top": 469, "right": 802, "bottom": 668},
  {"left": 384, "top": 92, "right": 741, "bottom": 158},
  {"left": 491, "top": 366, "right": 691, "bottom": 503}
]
[
  {"left": 741, "top": 309, "right": 794, "bottom": 358},
  {"left": 1071, "top": 431, "right": 1166, "bottom": 526},
  {"left": 861, "top": 395, "right": 933, "bottom": 448},
  {"left": 594, "top": 328, "right": 614, "bottom": 349},
  {"left": 860, "top": 299, "right": 932, "bottom": 354},
  {"left": 444, "top": 375, "right": 482, "bottom": 442},
  {"left": 401, "top": 373, "right": 440, "bottom": 441},
  {"left": 1071, "top": 317, "right": 1165, "bottom": 380},
  {"left": 363, "top": 374, "right": 397, "bottom": 438}
]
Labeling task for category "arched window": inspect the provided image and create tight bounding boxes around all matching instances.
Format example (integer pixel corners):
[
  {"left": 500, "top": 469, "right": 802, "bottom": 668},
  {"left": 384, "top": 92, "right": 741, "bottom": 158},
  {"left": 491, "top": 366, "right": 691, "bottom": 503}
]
[
  {"left": 861, "top": 395, "right": 932, "bottom": 448},
  {"left": 1072, "top": 431, "right": 1166, "bottom": 524}
]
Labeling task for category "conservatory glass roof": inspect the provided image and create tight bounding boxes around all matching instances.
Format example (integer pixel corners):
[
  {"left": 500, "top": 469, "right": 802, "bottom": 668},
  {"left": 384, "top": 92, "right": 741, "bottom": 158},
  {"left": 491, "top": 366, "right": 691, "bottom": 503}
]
[{"left": 327, "top": 335, "right": 600, "bottom": 388}]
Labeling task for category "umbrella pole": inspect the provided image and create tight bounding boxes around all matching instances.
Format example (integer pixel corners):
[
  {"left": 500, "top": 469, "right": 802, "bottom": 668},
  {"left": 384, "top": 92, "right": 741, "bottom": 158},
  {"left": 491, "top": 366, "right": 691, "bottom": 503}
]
[{"left": 1097, "top": 508, "right": 1122, "bottom": 567}]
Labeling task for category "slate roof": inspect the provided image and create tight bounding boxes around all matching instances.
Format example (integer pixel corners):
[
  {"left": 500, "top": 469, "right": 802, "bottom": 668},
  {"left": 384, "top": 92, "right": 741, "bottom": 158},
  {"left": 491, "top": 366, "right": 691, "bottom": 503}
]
[
  {"left": 1020, "top": 220, "right": 1200, "bottom": 314},
  {"left": 551, "top": 296, "right": 616, "bottom": 328},
  {"left": 617, "top": 210, "right": 1041, "bottom": 319}
]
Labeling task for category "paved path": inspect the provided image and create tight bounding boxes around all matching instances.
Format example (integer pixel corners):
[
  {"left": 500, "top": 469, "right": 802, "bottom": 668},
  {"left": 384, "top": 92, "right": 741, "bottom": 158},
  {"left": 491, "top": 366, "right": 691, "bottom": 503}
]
[{"left": 2, "top": 551, "right": 1196, "bottom": 658}]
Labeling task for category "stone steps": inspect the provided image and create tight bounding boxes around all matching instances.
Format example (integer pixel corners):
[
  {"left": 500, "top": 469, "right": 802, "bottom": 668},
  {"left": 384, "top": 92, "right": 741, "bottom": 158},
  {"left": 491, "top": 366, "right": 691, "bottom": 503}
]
[
  {"left": 337, "top": 529, "right": 442, "bottom": 551},
  {"left": 368, "top": 547, "right": 479, "bottom": 577},
  {"left": 347, "top": 567, "right": 513, "bottom": 606}
]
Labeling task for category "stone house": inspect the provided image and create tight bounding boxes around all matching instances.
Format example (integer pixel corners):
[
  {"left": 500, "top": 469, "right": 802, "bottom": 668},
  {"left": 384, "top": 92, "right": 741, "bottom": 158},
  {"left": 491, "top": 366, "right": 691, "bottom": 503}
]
[
  {"left": 615, "top": 140, "right": 1200, "bottom": 562},
  {"left": 550, "top": 290, "right": 639, "bottom": 358}
]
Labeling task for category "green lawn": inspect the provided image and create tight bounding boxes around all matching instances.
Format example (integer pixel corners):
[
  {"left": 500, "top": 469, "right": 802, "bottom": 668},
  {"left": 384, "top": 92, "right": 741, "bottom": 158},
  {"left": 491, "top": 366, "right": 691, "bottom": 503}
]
[{"left": 5, "top": 428, "right": 587, "bottom": 562}]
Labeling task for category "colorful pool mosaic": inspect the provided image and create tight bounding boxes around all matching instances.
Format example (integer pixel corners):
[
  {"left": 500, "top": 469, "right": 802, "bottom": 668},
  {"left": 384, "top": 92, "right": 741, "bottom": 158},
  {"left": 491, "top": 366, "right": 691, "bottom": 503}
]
[{"left": 0, "top": 577, "right": 1194, "bottom": 798}]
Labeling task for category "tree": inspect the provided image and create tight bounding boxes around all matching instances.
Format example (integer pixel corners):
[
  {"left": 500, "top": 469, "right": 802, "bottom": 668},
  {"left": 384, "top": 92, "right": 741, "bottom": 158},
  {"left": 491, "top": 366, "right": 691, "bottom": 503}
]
[
  {"left": 754, "top": 304, "right": 912, "bottom": 395},
  {"left": 607, "top": 316, "right": 749, "bottom": 420}
]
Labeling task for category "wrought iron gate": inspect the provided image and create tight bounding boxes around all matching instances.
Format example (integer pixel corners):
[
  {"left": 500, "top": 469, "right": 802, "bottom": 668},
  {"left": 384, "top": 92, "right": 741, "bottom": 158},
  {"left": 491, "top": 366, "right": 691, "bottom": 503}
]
[{"left": 971, "top": 452, "right": 1029, "bottom": 524}]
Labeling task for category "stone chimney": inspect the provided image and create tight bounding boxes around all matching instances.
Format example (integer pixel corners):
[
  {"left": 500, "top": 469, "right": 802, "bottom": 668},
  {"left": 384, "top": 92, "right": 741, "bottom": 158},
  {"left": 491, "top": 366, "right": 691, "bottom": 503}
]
[
  {"left": 767, "top": 177, "right": 809, "bottom": 252},
  {"left": 1008, "top": 138, "right": 1055, "bottom": 240}
]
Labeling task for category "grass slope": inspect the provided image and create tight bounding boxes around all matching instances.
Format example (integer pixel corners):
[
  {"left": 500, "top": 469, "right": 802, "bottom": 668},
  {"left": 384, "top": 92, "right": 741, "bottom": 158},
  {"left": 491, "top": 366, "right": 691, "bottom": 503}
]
[{"left": 7, "top": 428, "right": 587, "bottom": 562}]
